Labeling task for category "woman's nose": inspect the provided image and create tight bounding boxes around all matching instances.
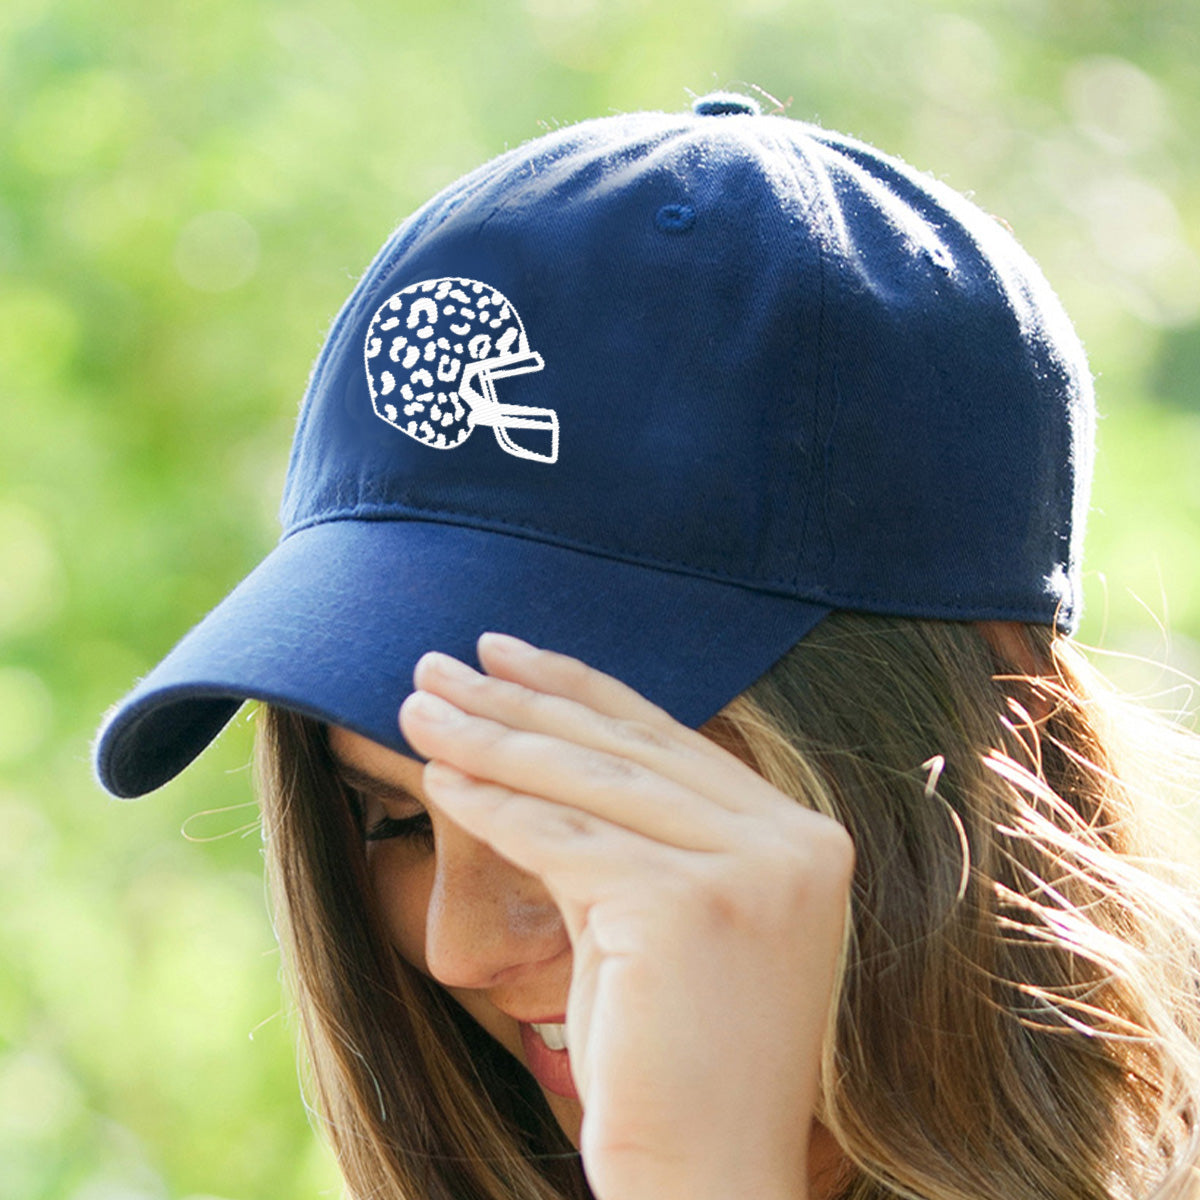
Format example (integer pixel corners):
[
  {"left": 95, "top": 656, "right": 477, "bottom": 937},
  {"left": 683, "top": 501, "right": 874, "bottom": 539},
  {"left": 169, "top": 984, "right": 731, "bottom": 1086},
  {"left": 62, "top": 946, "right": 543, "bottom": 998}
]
[{"left": 422, "top": 818, "right": 568, "bottom": 991}]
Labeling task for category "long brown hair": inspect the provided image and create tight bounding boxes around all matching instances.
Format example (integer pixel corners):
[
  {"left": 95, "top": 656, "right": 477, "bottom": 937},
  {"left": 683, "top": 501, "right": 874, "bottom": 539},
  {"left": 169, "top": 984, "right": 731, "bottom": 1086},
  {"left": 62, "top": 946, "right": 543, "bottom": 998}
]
[{"left": 255, "top": 613, "right": 1200, "bottom": 1199}]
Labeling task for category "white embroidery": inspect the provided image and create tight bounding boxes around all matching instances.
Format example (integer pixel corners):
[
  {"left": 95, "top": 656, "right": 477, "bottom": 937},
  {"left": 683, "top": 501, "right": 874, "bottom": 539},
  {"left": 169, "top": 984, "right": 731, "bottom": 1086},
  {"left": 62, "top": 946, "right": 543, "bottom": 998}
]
[{"left": 364, "top": 277, "right": 558, "bottom": 463}]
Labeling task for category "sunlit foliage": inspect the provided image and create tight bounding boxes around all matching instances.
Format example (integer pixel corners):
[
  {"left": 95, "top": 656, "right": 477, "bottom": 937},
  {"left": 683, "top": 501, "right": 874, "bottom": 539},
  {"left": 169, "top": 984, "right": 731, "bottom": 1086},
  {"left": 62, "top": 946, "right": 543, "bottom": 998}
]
[{"left": 1, "top": 1, "right": 1197, "bottom": 1196}]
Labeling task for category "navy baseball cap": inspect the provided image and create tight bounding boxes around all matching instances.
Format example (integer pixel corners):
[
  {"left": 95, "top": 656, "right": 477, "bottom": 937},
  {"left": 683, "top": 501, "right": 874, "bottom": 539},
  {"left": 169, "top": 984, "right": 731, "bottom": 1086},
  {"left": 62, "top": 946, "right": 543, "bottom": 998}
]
[{"left": 94, "top": 92, "right": 1095, "bottom": 799}]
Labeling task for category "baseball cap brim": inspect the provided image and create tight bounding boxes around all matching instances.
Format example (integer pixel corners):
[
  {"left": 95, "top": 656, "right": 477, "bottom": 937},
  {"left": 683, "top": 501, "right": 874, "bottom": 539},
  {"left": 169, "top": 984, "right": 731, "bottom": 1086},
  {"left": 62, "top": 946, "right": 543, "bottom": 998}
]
[{"left": 94, "top": 518, "right": 829, "bottom": 798}]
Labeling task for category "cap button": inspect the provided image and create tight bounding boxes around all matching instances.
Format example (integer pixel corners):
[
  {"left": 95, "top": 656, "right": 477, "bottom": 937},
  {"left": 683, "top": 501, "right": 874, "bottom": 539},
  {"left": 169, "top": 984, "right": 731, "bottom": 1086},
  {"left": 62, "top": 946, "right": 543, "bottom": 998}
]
[{"left": 692, "top": 92, "right": 761, "bottom": 117}]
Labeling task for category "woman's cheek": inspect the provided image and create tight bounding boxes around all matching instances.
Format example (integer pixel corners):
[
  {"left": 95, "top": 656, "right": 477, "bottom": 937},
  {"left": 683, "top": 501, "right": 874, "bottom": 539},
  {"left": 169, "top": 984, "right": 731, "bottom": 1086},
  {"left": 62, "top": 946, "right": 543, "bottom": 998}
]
[{"left": 366, "top": 841, "right": 434, "bottom": 972}]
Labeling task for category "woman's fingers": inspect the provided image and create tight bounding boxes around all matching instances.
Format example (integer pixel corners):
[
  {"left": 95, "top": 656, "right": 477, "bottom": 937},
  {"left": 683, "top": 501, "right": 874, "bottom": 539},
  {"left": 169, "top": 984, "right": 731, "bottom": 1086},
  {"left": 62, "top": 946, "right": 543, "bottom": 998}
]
[
  {"left": 423, "top": 759, "right": 699, "bottom": 895},
  {"left": 409, "top": 637, "right": 786, "bottom": 820},
  {"left": 477, "top": 632, "right": 682, "bottom": 732},
  {"left": 420, "top": 758, "right": 681, "bottom": 959},
  {"left": 418, "top": 761, "right": 841, "bottom": 955},
  {"left": 402, "top": 690, "right": 746, "bottom": 852}
]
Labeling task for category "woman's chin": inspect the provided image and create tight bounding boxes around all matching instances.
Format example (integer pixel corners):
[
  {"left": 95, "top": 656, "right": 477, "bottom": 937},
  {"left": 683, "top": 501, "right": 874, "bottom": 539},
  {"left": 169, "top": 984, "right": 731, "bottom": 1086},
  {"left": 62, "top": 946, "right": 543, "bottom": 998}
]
[{"left": 543, "top": 1090, "right": 583, "bottom": 1149}]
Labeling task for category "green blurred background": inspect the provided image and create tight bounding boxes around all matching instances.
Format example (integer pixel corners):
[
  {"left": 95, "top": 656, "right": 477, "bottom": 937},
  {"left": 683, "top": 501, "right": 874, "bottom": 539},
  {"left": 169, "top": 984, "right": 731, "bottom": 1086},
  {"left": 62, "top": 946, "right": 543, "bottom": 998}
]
[{"left": 2, "top": 0, "right": 1198, "bottom": 1196}]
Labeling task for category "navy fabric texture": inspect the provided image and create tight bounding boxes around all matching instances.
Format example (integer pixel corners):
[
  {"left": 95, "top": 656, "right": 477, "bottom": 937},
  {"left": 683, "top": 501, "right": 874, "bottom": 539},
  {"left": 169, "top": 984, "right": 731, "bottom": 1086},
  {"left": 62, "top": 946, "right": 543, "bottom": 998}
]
[{"left": 94, "top": 97, "right": 1095, "bottom": 798}]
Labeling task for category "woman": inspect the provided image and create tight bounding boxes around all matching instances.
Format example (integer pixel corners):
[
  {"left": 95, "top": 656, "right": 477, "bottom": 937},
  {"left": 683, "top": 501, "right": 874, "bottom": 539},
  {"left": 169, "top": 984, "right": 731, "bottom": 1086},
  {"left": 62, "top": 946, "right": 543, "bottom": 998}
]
[{"left": 95, "top": 93, "right": 1200, "bottom": 1199}]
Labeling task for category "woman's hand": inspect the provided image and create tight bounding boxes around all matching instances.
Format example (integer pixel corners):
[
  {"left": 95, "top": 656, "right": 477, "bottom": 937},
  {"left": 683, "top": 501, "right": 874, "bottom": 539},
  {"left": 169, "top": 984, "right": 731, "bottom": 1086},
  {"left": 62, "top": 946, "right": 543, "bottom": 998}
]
[{"left": 399, "top": 633, "right": 855, "bottom": 1200}]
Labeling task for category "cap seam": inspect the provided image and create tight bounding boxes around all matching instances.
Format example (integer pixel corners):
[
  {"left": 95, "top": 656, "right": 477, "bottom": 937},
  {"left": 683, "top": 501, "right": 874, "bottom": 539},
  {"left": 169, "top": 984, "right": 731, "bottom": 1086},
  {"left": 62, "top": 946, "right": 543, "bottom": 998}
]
[
  {"left": 279, "top": 507, "right": 1068, "bottom": 620},
  {"left": 283, "top": 503, "right": 804, "bottom": 591},
  {"left": 764, "top": 121, "right": 832, "bottom": 593}
]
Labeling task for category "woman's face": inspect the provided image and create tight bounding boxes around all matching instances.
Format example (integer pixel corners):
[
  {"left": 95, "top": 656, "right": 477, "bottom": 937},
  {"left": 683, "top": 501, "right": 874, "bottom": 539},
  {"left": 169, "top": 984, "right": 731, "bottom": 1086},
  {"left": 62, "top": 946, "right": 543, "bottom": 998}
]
[
  {"left": 326, "top": 725, "right": 584, "bottom": 1147},
  {"left": 325, "top": 722, "right": 850, "bottom": 1191}
]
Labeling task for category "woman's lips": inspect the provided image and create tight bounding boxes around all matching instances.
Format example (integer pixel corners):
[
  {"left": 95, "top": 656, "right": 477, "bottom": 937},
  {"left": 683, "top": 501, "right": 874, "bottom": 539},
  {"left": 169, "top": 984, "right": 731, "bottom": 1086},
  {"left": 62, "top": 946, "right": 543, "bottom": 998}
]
[{"left": 519, "top": 1021, "right": 578, "bottom": 1099}]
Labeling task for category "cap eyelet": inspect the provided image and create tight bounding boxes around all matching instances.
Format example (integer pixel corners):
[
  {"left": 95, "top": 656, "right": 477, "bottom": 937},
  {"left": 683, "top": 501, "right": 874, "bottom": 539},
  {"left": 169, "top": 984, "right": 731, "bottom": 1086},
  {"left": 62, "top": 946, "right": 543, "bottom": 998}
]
[{"left": 655, "top": 203, "right": 696, "bottom": 233}]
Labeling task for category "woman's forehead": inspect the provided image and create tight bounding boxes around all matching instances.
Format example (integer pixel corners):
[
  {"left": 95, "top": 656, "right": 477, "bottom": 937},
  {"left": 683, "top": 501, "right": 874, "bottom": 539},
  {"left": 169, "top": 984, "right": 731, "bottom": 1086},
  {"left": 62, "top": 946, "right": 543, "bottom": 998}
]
[{"left": 327, "top": 725, "right": 426, "bottom": 795}]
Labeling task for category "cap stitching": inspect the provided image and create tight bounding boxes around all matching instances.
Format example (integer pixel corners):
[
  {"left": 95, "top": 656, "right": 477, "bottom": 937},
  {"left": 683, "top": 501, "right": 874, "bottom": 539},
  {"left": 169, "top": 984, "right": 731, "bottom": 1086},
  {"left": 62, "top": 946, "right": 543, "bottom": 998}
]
[
  {"left": 284, "top": 501, "right": 802, "bottom": 590},
  {"left": 280, "top": 503, "right": 1069, "bottom": 623},
  {"left": 766, "top": 123, "right": 834, "bottom": 590}
]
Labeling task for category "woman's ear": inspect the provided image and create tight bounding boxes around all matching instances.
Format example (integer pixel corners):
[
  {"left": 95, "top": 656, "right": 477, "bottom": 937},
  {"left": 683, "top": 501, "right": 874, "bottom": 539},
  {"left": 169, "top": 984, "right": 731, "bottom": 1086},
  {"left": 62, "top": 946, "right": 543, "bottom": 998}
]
[{"left": 974, "top": 621, "right": 1056, "bottom": 723}]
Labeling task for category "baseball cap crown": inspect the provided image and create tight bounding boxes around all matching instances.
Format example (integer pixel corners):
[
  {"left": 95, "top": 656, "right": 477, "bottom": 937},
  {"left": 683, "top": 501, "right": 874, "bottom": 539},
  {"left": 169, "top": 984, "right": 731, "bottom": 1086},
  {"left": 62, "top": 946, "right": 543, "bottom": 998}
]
[
  {"left": 92, "top": 96, "right": 1095, "bottom": 799},
  {"left": 283, "top": 106, "right": 1092, "bottom": 620}
]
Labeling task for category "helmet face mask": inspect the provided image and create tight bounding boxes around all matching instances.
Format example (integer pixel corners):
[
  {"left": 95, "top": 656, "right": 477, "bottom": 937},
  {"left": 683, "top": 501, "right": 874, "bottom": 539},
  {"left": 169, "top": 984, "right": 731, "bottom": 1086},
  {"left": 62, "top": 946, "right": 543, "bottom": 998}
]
[
  {"left": 459, "top": 352, "right": 558, "bottom": 462},
  {"left": 365, "top": 277, "right": 559, "bottom": 462}
]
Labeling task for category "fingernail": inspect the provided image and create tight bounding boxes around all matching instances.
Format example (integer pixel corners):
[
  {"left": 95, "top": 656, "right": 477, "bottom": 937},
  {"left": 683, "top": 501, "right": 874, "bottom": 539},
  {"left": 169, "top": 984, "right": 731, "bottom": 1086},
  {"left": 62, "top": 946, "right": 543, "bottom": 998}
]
[
  {"left": 417, "top": 650, "right": 474, "bottom": 682},
  {"left": 478, "top": 631, "right": 535, "bottom": 657},
  {"left": 425, "top": 760, "right": 470, "bottom": 787},
  {"left": 405, "top": 691, "right": 458, "bottom": 724}
]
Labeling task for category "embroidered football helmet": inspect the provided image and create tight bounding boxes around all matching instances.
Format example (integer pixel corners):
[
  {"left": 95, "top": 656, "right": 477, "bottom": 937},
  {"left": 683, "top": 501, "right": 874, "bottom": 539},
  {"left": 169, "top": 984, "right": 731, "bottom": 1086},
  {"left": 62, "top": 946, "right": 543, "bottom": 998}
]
[{"left": 364, "top": 277, "right": 558, "bottom": 463}]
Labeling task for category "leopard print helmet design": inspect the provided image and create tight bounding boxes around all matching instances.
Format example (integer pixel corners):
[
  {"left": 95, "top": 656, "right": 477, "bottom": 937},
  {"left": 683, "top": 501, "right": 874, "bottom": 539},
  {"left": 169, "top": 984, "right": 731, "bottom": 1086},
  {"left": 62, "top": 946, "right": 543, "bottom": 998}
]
[{"left": 364, "top": 277, "right": 559, "bottom": 463}]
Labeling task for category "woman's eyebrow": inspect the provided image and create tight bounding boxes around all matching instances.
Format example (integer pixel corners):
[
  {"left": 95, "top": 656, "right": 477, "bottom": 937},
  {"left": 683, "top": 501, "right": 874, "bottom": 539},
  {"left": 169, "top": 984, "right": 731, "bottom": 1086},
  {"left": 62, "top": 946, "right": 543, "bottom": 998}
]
[{"left": 329, "top": 759, "right": 421, "bottom": 803}]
